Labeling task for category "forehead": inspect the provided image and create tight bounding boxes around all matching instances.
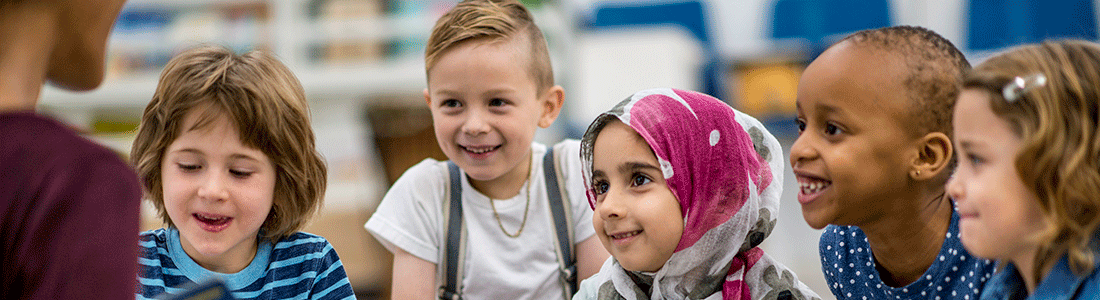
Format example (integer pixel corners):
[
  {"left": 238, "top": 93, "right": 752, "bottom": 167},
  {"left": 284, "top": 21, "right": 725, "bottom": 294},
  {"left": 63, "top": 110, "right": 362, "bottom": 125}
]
[
  {"left": 593, "top": 121, "right": 653, "bottom": 164},
  {"left": 798, "top": 42, "right": 911, "bottom": 120},
  {"left": 428, "top": 35, "right": 539, "bottom": 85}
]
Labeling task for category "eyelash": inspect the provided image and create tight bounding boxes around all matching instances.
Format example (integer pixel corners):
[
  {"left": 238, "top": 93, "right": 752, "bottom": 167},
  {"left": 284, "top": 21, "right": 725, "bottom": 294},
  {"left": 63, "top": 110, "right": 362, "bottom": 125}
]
[
  {"left": 824, "top": 123, "right": 843, "bottom": 135},
  {"left": 793, "top": 118, "right": 844, "bottom": 136},
  {"left": 441, "top": 99, "right": 461, "bottom": 108},
  {"left": 177, "top": 163, "right": 254, "bottom": 178},
  {"left": 966, "top": 153, "right": 985, "bottom": 167},
  {"left": 590, "top": 173, "right": 654, "bottom": 195}
]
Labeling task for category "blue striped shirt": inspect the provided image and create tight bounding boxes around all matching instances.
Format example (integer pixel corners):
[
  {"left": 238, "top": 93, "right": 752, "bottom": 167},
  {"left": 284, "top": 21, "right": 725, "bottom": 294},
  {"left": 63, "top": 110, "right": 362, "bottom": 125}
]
[{"left": 136, "top": 228, "right": 356, "bottom": 300}]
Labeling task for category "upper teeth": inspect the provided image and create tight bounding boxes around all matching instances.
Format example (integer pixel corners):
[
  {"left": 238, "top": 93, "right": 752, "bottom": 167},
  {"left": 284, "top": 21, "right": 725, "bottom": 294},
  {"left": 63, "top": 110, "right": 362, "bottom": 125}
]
[
  {"left": 800, "top": 181, "right": 829, "bottom": 195},
  {"left": 465, "top": 146, "right": 494, "bottom": 154},
  {"left": 611, "top": 231, "right": 640, "bottom": 239},
  {"left": 197, "top": 214, "right": 227, "bottom": 221}
]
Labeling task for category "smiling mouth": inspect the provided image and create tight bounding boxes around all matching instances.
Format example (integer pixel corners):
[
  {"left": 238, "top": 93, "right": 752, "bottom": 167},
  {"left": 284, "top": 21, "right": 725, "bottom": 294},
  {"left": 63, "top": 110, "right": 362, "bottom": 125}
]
[
  {"left": 799, "top": 178, "right": 831, "bottom": 195},
  {"left": 609, "top": 230, "right": 642, "bottom": 240},
  {"left": 461, "top": 145, "right": 501, "bottom": 154},
  {"left": 194, "top": 213, "right": 231, "bottom": 226}
]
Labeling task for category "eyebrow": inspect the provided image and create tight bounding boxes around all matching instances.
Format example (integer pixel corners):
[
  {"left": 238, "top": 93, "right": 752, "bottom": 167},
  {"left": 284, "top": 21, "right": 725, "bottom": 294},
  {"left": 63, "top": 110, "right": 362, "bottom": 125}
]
[
  {"left": 170, "top": 148, "right": 263, "bottom": 163},
  {"left": 618, "top": 161, "right": 662, "bottom": 175},
  {"left": 434, "top": 87, "right": 518, "bottom": 98},
  {"left": 956, "top": 140, "right": 984, "bottom": 152},
  {"left": 814, "top": 102, "right": 842, "bottom": 115}
]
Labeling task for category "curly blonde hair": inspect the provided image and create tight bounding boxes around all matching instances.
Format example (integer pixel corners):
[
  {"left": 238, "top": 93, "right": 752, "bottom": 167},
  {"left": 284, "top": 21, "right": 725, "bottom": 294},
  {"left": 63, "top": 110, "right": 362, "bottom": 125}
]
[
  {"left": 963, "top": 40, "right": 1100, "bottom": 279},
  {"left": 424, "top": 0, "right": 553, "bottom": 91},
  {"left": 130, "top": 45, "right": 327, "bottom": 242}
]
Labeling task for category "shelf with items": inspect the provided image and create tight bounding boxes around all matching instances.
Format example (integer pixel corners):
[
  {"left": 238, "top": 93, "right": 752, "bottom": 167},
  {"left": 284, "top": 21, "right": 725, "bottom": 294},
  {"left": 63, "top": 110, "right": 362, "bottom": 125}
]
[{"left": 39, "top": 0, "right": 440, "bottom": 108}]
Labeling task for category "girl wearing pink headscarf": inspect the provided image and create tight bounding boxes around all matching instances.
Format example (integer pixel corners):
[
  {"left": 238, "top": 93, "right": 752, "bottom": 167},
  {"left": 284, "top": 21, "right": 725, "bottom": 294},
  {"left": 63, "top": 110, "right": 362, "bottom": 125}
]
[{"left": 575, "top": 88, "right": 820, "bottom": 300}]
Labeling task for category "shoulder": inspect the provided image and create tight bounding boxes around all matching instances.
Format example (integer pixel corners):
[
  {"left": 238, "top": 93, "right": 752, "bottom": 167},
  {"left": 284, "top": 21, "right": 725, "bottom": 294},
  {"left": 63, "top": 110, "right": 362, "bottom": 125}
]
[
  {"left": 1078, "top": 265, "right": 1100, "bottom": 299},
  {"left": 139, "top": 228, "right": 169, "bottom": 243},
  {"left": 389, "top": 158, "right": 449, "bottom": 191},
  {"left": 138, "top": 229, "right": 170, "bottom": 255},
  {"left": 2, "top": 112, "right": 126, "bottom": 165},
  {"left": 819, "top": 225, "right": 864, "bottom": 247},
  {"left": 819, "top": 225, "right": 871, "bottom": 279},
  {"left": 1, "top": 114, "right": 139, "bottom": 212},
  {"left": 552, "top": 139, "right": 582, "bottom": 161},
  {"left": 273, "top": 232, "right": 334, "bottom": 253}
]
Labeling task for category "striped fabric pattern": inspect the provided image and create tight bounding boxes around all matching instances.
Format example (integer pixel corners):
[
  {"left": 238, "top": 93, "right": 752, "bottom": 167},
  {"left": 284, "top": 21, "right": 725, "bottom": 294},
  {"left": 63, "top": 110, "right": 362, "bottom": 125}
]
[{"left": 136, "top": 228, "right": 355, "bottom": 300}]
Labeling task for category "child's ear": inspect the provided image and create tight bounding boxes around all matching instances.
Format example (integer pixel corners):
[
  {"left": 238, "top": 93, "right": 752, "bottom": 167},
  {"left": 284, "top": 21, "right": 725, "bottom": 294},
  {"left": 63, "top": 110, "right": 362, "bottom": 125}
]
[
  {"left": 910, "top": 132, "right": 952, "bottom": 180},
  {"left": 537, "top": 85, "right": 565, "bottom": 128},
  {"left": 423, "top": 88, "right": 431, "bottom": 107}
]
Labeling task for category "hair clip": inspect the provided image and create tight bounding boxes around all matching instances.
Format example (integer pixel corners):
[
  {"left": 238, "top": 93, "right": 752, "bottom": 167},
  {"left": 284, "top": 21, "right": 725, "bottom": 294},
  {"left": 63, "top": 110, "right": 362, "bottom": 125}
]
[{"left": 1002, "top": 73, "right": 1047, "bottom": 103}]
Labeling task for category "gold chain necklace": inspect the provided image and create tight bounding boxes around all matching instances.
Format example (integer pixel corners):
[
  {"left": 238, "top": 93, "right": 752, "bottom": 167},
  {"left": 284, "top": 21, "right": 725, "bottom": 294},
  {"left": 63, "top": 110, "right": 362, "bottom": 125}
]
[{"left": 489, "top": 160, "right": 532, "bottom": 238}]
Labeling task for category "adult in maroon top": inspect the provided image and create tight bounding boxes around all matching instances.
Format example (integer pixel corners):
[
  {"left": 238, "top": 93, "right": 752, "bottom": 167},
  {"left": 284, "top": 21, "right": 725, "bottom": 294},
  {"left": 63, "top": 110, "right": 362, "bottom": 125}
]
[{"left": 0, "top": 0, "right": 139, "bottom": 299}]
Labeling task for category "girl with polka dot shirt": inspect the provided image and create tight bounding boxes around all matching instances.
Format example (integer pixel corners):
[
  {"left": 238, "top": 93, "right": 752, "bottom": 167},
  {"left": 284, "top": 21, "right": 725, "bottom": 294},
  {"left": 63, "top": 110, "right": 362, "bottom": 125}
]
[{"left": 790, "top": 26, "right": 997, "bottom": 299}]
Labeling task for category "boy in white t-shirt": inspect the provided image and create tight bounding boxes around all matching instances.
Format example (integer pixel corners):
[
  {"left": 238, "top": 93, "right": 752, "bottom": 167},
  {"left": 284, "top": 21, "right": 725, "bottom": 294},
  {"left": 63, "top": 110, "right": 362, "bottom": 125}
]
[{"left": 364, "top": 1, "right": 610, "bottom": 299}]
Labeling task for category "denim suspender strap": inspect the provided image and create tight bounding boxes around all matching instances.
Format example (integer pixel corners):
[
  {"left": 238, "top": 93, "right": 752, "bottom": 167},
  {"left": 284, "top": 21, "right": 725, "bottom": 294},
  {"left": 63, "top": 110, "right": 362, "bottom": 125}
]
[
  {"left": 438, "top": 148, "right": 576, "bottom": 299},
  {"left": 439, "top": 161, "right": 465, "bottom": 300},
  {"left": 544, "top": 147, "right": 578, "bottom": 297}
]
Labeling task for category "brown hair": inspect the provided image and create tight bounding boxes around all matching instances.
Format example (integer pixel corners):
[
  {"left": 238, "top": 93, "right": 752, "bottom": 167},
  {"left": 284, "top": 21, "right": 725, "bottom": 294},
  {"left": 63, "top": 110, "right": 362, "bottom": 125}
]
[
  {"left": 130, "top": 44, "right": 327, "bottom": 241},
  {"left": 842, "top": 25, "right": 971, "bottom": 139},
  {"left": 424, "top": 0, "right": 553, "bottom": 91},
  {"left": 964, "top": 40, "right": 1100, "bottom": 279}
]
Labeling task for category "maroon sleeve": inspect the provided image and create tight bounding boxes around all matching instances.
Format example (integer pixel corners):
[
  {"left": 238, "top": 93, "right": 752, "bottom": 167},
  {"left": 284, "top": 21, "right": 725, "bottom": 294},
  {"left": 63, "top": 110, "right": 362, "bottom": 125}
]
[{"left": 1, "top": 113, "right": 142, "bottom": 299}]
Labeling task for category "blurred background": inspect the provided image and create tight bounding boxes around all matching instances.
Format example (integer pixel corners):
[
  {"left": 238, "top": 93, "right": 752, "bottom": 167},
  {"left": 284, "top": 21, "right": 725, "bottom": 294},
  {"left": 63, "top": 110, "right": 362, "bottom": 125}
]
[{"left": 37, "top": 0, "right": 1099, "bottom": 299}]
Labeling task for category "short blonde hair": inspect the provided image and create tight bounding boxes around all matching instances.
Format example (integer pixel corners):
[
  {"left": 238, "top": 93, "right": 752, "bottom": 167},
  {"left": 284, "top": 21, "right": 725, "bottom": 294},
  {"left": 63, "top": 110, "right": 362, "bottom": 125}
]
[
  {"left": 131, "top": 45, "right": 327, "bottom": 242},
  {"left": 424, "top": 0, "right": 553, "bottom": 91},
  {"left": 963, "top": 40, "right": 1100, "bottom": 278}
]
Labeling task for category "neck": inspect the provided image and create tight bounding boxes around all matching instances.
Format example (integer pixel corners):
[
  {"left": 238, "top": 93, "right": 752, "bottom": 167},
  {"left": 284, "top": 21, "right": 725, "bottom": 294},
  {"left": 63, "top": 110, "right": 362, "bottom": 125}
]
[
  {"left": 0, "top": 3, "right": 57, "bottom": 112},
  {"left": 861, "top": 187, "right": 953, "bottom": 287},
  {"left": 1013, "top": 243, "right": 1050, "bottom": 294},
  {"left": 180, "top": 235, "right": 259, "bottom": 274},
  {"left": 468, "top": 150, "right": 533, "bottom": 200}
]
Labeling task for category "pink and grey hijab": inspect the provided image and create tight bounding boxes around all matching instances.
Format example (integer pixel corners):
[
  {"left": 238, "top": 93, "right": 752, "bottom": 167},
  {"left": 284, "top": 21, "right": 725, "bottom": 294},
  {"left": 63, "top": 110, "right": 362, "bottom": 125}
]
[{"left": 580, "top": 88, "right": 820, "bottom": 300}]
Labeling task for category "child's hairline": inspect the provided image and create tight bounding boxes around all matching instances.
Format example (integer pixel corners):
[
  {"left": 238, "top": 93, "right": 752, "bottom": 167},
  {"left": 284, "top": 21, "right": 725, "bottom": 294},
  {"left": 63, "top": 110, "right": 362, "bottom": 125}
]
[{"left": 425, "top": 33, "right": 555, "bottom": 94}]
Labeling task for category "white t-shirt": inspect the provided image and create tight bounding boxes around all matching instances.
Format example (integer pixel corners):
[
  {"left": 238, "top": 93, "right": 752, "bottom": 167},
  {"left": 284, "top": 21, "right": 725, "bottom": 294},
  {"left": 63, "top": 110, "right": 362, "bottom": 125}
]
[{"left": 366, "top": 140, "right": 596, "bottom": 300}]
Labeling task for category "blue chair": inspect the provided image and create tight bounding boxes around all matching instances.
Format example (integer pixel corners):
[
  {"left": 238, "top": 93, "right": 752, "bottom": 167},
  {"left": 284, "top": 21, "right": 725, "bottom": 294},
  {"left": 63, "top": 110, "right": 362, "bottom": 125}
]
[
  {"left": 770, "top": 0, "right": 892, "bottom": 53},
  {"left": 968, "top": 0, "right": 1098, "bottom": 51}
]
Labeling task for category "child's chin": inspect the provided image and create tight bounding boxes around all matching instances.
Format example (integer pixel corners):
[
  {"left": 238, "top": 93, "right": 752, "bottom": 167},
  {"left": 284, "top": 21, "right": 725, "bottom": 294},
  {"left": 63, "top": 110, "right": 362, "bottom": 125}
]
[{"left": 619, "top": 259, "right": 661, "bottom": 273}]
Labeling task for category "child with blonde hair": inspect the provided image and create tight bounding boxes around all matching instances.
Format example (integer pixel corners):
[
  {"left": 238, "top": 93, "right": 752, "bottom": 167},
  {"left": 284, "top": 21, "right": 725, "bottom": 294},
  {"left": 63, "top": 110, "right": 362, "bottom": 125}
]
[
  {"left": 790, "top": 25, "right": 996, "bottom": 299},
  {"left": 575, "top": 88, "right": 819, "bottom": 299},
  {"left": 948, "top": 40, "right": 1100, "bottom": 299},
  {"left": 365, "top": 0, "right": 609, "bottom": 299},
  {"left": 131, "top": 45, "right": 355, "bottom": 299}
]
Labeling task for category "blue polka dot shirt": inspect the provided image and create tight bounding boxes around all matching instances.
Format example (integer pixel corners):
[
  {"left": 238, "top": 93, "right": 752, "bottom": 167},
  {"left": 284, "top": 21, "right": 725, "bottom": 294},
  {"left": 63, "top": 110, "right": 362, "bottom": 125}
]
[{"left": 820, "top": 210, "right": 996, "bottom": 300}]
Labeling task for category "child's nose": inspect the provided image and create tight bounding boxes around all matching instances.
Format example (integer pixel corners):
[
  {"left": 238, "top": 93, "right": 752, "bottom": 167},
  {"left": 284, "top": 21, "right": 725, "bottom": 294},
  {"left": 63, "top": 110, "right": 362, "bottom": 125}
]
[
  {"left": 197, "top": 171, "right": 229, "bottom": 201},
  {"left": 461, "top": 111, "right": 490, "bottom": 135},
  {"left": 598, "top": 191, "right": 626, "bottom": 220},
  {"left": 788, "top": 135, "right": 818, "bottom": 167},
  {"left": 945, "top": 173, "right": 964, "bottom": 201}
]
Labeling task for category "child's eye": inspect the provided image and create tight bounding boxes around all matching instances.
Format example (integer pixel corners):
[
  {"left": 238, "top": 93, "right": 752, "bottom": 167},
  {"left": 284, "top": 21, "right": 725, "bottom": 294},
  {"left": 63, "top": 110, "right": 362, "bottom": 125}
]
[
  {"left": 441, "top": 99, "right": 462, "bottom": 108},
  {"left": 824, "top": 123, "right": 843, "bottom": 136},
  {"left": 229, "top": 169, "right": 254, "bottom": 178},
  {"left": 966, "top": 154, "right": 985, "bottom": 168},
  {"left": 794, "top": 118, "right": 806, "bottom": 133},
  {"left": 177, "top": 163, "right": 201, "bottom": 172},
  {"left": 630, "top": 173, "right": 652, "bottom": 187},
  {"left": 592, "top": 180, "right": 609, "bottom": 195},
  {"left": 488, "top": 98, "right": 508, "bottom": 107}
]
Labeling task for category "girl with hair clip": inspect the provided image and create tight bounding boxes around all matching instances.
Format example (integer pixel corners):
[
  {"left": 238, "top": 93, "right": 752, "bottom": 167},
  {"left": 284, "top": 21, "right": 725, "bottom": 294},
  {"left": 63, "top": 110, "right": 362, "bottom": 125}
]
[
  {"left": 947, "top": 40, "right": 1100, "bottom": 299},
  {"left": 575, "top": 88, "right": 821, "bottom": 300}
]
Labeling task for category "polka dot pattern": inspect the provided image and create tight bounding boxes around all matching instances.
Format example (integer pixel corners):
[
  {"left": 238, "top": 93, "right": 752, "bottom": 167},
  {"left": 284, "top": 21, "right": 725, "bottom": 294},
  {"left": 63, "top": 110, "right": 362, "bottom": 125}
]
[{"left": 819, "top": 211, "right": 996, "bottom": 299}]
